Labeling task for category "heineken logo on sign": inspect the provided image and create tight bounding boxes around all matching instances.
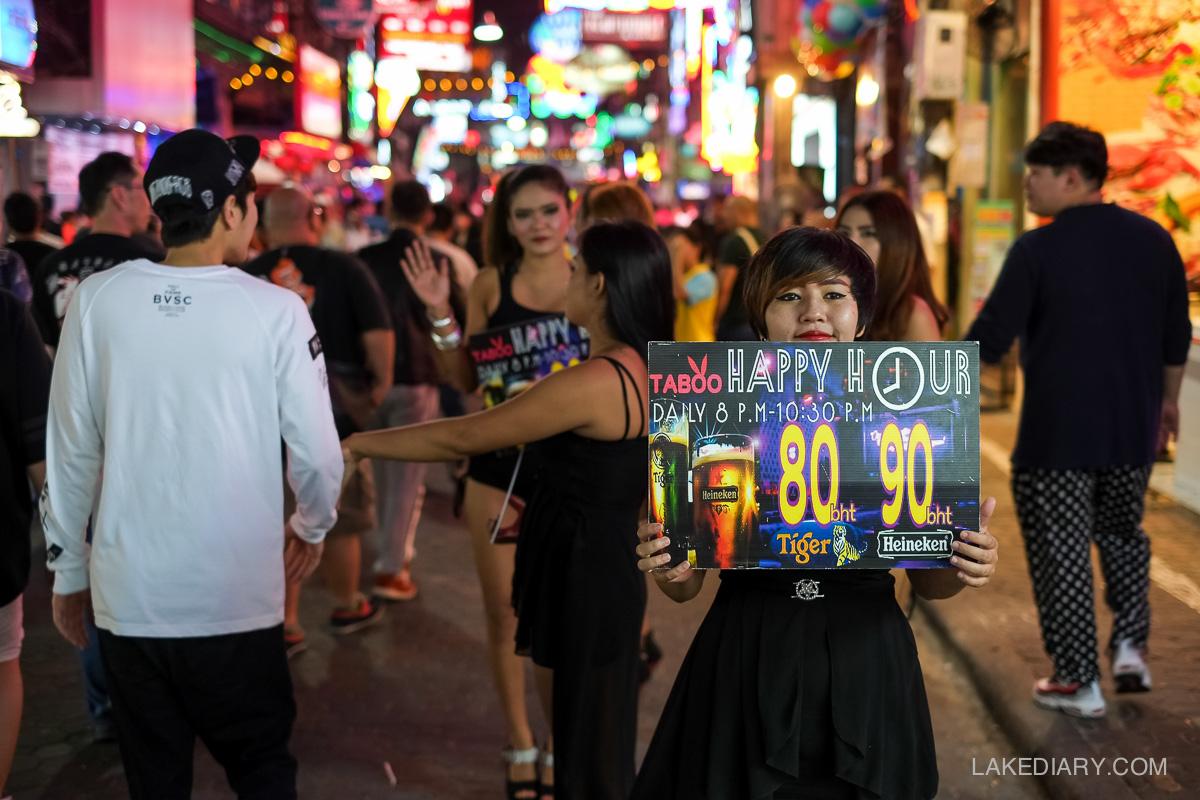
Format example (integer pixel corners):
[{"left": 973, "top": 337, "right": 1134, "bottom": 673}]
[
  {"left": 876, "top": 531, "right": 954, "bottom": 559},
  {"left": 700, "top": 487, "right": 739, "bottom": 503}
]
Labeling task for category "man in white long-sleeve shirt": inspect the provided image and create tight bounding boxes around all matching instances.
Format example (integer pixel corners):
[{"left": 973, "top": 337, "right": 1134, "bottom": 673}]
[{"left": 39, "top": 129, "right": 343, "bottom": 800}]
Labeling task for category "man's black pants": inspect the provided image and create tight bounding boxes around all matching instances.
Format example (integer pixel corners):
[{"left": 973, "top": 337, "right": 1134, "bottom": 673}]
[{"left": 97, "top": 624, "right": 297, "bottom": 800}]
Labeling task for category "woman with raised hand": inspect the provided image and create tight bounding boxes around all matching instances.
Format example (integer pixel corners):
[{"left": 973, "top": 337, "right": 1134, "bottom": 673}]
[
  {"left": 347, "top": 220, "right": 675, "bottom": 800},
  {"left": 631, "top": 227, "right": 998, "bottom": 800},
  {"left": 397, "top": 164, "right": 575, "bottom": 799}
]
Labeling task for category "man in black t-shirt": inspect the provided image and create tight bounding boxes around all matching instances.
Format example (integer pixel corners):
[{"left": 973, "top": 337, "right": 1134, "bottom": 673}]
[
  {"left": 0, "top": 289, "right": 52, "bottom": 795},
  {"left": 356, "top": 180, "right": 461, "bottom": 602},
  {"left": 244, "top": 186, "right": 395, "bottom": 649},
  {"left": 968, "top": 122, "right": 1192, "bottom": 718},
  {"left": 4, "top": 191, "right": 59, "bottom": 273},
  {"left": 30, "top": 152, "right": 156, "bottom": 351},
  {"left": 714, "top": 195, "right": 763, "bottom": 341}
]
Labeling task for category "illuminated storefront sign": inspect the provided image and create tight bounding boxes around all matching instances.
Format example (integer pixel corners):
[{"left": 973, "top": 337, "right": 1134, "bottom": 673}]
[
  {"left": 314, "top": 0, "right": 372, "bottom": 38},
  {"left": 529, "top": 10, "right": 583, "bottom": 63},
  {"left": 297, "top": 44, "right": 343, "bottom": 139},
  {"left": 0, "top": 0, "right": 37, "bottom": 79},
  {"left": 526, "top": 55, "right": 598, "bottom": 119},
  {"left": 375, "top": 56, "right": 421, "bottom": 137},
  {"left": 581, "top": 11, "right": 668, "bottom": 46},
  {"left": 546, "top": 0, "right": 706, "bottom": 12},
  {"left": 791, "top": 94, "right": 837, "bottom": 202},
  {"left": 700, "top": 29, "right": 758, "bottom": 175},
  {"left": 378, "top": 0, "right": 473, "bottom": 73},
  {"left": 347, "top": 49, "right": 375, "bottom": 142}
]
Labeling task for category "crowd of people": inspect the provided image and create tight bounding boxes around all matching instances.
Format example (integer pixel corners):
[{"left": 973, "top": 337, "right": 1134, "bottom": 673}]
[{"left": 0, "top": 118, "right": 1187, "bottom": 800}]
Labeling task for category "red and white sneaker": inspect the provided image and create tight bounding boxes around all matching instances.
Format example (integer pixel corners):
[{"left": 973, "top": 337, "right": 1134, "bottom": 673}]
[
  {"left": 372, "top": 569, "right": 418, "bottom": 601},
  {"left": 1112, "top": 639, "right": 1152, "bottom": 693},
  {"left": 1033, "top": 677, "right": 1107, "bottom": 718}
]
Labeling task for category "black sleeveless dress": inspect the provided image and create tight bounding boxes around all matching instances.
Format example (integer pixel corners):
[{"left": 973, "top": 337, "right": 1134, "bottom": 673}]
[
  {"left": 512, "top": 356, "right": 648, "bottom": 800},
  {"left": 632, "top": 569, "right": 938, "bottom": 800},
  {"left": 467, "top": 267, "right": 580, "bottom": 496}
]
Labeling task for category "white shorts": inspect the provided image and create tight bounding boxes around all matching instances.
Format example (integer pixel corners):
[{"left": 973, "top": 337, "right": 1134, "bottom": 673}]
[{"left": 0, "top": 595, "right": 23, "bottom": 663}]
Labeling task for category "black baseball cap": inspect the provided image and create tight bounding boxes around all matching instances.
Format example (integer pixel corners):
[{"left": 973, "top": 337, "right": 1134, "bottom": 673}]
[{"left": 143, "top": 129, "right": 260, "bottom": 221}]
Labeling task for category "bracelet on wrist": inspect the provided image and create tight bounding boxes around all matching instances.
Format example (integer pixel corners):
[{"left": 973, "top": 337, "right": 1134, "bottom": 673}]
[
  {"left": 427, "top": 309, "right": 455, "bottom": 328},
  {"left": 431, "top": 328, "right": 463, "bottom": 351}
]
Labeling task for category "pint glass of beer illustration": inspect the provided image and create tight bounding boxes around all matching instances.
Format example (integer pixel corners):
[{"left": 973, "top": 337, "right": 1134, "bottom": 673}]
[
  {"left": 692, "top": 434, "right": 757, "bottom": 568},
  {"left": 648, "top": 400, "right": 694, "bottom": 565}
]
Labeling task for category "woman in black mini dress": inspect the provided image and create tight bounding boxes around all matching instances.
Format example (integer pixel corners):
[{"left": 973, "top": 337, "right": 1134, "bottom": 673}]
[
  {"left": 346, "top": 221, "right": 675, "bottom": 799},
  {"left": 632, "top": 227, "right": 1000, "bottom": 800}
]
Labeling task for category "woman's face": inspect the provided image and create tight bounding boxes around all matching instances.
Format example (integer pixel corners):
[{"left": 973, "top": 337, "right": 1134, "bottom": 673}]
[
  {"left": 836, "top": 205, "right": 880, "bottom": 265},
  {"left": 763, "top": 276, "right": 860, "bottom": 342},
  {"left": 508, "top": 183, "right": 570, "bottom": 259}
]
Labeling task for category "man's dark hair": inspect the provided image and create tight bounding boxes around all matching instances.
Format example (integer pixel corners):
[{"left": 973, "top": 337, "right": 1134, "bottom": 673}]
[
  {"left": 78, "top": 152, "right": 139, "bottom": 217},
  {"left": 429, "top": 202, "right": 455, "bottom": 234},
  {"left": 1024, "top": 122, "right": 1108, "bottom": 188},
  {"left": 390, "top": 180, "right": 431, "bottom": 224},
  {"left": 160, "top": 173, "right": 257, "bottom": 249},
  {"left": 4, "top": 191, "right": 41, "bottom": 234}
]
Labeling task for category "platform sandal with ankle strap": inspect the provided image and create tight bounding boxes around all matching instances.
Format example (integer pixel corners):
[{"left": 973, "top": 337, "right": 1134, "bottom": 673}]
[
  {"left": 538, "top": 750, "right": 554, "bottom": 800},
  {"left": 503, "top": 746, "right": 540, "bottom": 800}
]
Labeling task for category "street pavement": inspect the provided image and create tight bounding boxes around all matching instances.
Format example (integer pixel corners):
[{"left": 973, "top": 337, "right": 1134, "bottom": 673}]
[{"left": 8, "top": 410, "right": 1196, "bottom": 799}]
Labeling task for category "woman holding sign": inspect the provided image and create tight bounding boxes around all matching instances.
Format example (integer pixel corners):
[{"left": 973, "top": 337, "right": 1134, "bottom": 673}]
[
  {"left": 348, "top": 220, "right": 675, "bottom": 800},
  {"left": 400, "top": 165, "right": 576, "bottom": 798},
  {"left": 632, "top": 227, "right": 999, "bottom": 800}
]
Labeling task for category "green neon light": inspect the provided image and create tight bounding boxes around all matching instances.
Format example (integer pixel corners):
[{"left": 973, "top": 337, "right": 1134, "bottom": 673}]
[{"left": 194, "top": 20, "right": 263, "bottom": 63}]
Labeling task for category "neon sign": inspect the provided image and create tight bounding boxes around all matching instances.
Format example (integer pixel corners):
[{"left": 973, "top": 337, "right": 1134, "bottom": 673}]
[{"left": 347, "top": 49, "right": 374, "bottom": 143}]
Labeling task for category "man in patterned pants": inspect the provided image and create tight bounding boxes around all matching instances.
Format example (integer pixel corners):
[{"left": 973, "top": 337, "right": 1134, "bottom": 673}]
[{"left": 968, "top": 122, "right": 1192, "bottom": 718}]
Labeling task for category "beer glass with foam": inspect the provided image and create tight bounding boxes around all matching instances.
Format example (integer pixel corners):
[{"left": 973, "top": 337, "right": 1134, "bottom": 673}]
[{"left": 693, "top": 434, "right": 758, "bottom": 568}]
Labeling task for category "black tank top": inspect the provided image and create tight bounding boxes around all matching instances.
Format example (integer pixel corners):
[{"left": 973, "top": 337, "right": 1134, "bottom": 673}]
[
  {"left": 467, "top": 265, "right": 572, "bottom": 494},
  {"left": 488, "top": 266, "right": 553, "bottom": 328}
]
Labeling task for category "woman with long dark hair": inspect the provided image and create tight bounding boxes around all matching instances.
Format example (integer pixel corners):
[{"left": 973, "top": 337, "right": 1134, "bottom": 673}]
[
  {"left": 836, "top": 191, "right": 952, "bottom": 613},
  {"left": 347, "top": 220, "right": 676, "bottom": 799},
  {"left": 631, "top": 227, "right": 998, "bottom": 800},
  {"left": 835, "top": 191, "right": 950, "bottom": 342},
  {"left": 400, "top": 165, "right": 574, "bottom": 798}
]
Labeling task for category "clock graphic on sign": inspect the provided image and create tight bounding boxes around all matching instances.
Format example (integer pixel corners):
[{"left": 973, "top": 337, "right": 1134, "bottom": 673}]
[{"left": 871, "top": 346, "right": 926, "bottom": 412}]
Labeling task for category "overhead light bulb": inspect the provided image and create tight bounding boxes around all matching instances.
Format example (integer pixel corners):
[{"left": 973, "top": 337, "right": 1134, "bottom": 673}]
[
  {"left": 773, "top": 73, "right": 797, "bottom": 99},
  {"left": 474, "top": 12, "right": 503, "bottom": 42}
]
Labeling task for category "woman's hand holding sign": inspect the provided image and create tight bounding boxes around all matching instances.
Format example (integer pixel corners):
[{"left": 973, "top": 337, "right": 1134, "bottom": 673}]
[
  {"left": 637, "top": 521, "right": 705, "bottom": 603},
  {"left": 949, "top": 495, "right": 999, "bottom": 587}
]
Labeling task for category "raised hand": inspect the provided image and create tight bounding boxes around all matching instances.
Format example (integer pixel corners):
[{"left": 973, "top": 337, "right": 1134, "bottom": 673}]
[{"left": 400, "top": 239, "right": 452, "bottom": 317}]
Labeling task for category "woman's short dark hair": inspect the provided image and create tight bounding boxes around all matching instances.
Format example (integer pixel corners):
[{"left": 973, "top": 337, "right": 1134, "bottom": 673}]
[
  {"left": 1024, "top": 121, "right": 1108, "bottom": 188},
  {"left": 161, "top": 172, "right": 257, "bottom": 249},
  {"left": 578, "top": 220, "right": 675, "bottom": 362},
  {"left": 742, "top": 227, "right": 876, "bottom": 340},
  {"left": 483, "top": 164, "right": 570, "bottom": 272}
]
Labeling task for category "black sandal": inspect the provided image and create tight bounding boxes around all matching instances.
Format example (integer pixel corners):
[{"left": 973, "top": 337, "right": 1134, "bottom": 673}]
[
  {"left": 538, "top": 750, "right": 554, "bottom": 800},
  {"left": 503, "top": 746, "right": 539, "bottom": 800}
]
